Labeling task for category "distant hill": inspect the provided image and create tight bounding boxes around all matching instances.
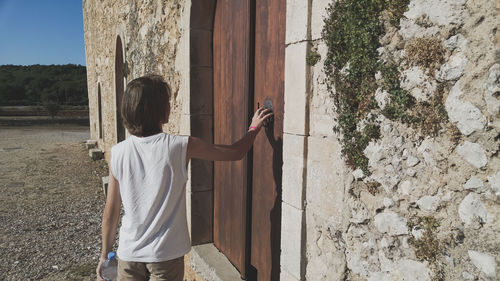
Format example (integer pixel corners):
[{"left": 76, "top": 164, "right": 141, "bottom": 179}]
[{"left": 0, "top": 64, "right": 88, "bottom": 106}]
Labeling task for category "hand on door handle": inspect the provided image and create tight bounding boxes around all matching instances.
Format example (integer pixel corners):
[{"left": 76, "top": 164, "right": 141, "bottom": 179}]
[
  {"left": 262, "top": 99, "right": 274, "bottom": 128},
  {"left": 249, "top": 106, "right": 273, "bottom": 131}
]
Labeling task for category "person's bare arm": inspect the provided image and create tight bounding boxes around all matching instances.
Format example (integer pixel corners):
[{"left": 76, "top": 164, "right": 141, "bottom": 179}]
[
  {"left": 96, "top": 164, "right": 122, "bottom": 280},
  {"left": 187, "top": 108, "right": 272, "bottom": 161}
]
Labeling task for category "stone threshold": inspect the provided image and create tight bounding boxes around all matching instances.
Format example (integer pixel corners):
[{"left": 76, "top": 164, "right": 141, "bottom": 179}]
[{"left": 189, "top": 244, "right": 242, "bottom": 281}]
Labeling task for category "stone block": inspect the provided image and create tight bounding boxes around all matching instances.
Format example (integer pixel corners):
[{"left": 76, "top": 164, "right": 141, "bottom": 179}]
[
  {"left": 190, "top": 244, "right": 241, "bottom": 281},
  {"left": 487, "top": 171, "right": 500, "bottom": 195},
  {"left": 310, "top": 44, "right": 337, "bottom": 137},
  {"left": 89, "top": 148, "right": 103, "bottom": 161},
  {"left": 306, "top": 137, "right": 346, "bottom": 224},
  {"left": 468, "top": 250, "right": 497, "bottom": 278},
  {"left": 102, "top": 176, "right": 109, "bottom": 197},
  {"left": 416, "top": 195, "right": 440, "bottom": 213},
  {"left": 401, "top": 66, "right": 437, "bottom": 102},
  {"left": 464, "top": 176, "right": 484, "bottom": 191},
  {"left": 458, "top": 193, "right": 489, "bottom": 227},
  {"left": 305, "top": 211, "right": 347, "bottom": 281},
  {"left": 280, "top": 269, "right": 300, "bottom": 281},
  {"left": 179, "top": 113, "right": 191, "bottom": 135},
  {"left": 284, "top": 42, "right": 308, "bottom": 135},
  {"left": 286, "top": 0, "right": 309, "bottom": 44},
  {"left": 280, "top": 202, "right": 303, "bottom": 280},
  {"left": 282, "top": 133, "right": 306, "bottom": 209},
  {"left": 310, "top": 112, "right": 336, "bottom": 138},
  {"left": 311, "top": 0, "right": 330, "bottom": 40},
  {"left": 86, "top": 139, "right": 97, "bottom": 149},
  {"left": 435, "top": 52, "right": 467, "bottom": 81},
  {"left": 445, "top": 81, "right": 486, "bottom": 136},
  {"left": 456, "top": 141, "right": 487, "bottom": 169},
  {"left": 373, "top": 210, "right": 408, "bottom": 236},
  {"left": 484, "top": 64, "right": 500, "bottom": 117}
]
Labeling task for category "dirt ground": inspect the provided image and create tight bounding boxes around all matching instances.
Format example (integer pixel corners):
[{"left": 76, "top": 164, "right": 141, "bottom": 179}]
[{"left": 0, "top": 125, "right": 204, "bottom": 281}]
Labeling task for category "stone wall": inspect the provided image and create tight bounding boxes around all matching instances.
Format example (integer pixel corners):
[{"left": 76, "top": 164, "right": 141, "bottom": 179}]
[
  {"left": 83, "top": 0, "right": 188, "bottom": 161},
  {"left": 84, "top": 0, "right": 499, "bottom": 280},
  {"left": 296, "top": 0, "right": 499, "bottom": 280}
]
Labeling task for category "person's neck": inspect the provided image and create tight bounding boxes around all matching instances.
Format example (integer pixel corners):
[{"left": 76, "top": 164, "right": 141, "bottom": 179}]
[{"left": 138, "top": 129, "right": 162, "bottom": 138}]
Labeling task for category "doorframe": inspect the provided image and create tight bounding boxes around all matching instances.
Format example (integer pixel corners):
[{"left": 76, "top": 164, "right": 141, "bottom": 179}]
[
  {"left": 189, "top": 0, "right": 254, "bottom": 278},
  {"left": 189, "top": 0, "right": 217, "bottom": 246}
]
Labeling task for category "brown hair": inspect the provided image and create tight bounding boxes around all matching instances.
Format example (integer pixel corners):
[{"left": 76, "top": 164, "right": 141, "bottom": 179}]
[{"left": 121, "top": 75, "right": 170, "bottom": 137}]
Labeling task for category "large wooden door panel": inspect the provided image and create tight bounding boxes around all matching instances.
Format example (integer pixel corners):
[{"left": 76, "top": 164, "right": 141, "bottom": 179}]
[
  {"left": 213, "top": 0, "right": 285, "bottom": 280},
  {"left": 251, "top": 0, "right": 285, "bottom": 280},
  {"left": 213, "top": 0, "right": 251, "bottom": 277}
]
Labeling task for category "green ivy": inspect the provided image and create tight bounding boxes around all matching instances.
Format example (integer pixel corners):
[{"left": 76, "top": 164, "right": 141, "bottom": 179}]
[
  {"left": 322, "top": 0, "right": 411, "bottom": 175},
  {"left": 306, "top": 51, "right": 321, "bottom": 66}
]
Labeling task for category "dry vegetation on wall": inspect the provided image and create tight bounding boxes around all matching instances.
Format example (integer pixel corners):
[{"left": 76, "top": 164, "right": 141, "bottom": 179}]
[
  {"left": 321, "top": 0, "right": 499, "bottom": 280},
  {"left": 322, "top": 0, "right": 413, "bottom": 175}
]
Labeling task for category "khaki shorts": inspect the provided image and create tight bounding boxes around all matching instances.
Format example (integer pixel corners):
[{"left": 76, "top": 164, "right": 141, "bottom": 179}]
[{"left": 117, "top": 256, "right": 184, "bottom": 281}]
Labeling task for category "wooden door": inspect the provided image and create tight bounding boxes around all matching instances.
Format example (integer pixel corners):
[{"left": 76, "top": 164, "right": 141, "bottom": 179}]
[
  {"left": 213, "top": 0, "right": 284, "bottom": 279},
  {"left": 213, "top": 0, "right": 252, "bottom": 277},
  {"left": 250, "top": 0, "right": 285, "bottom": 280}
]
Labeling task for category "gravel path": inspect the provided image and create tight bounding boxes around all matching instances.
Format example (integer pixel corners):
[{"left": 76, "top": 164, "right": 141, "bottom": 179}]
[
  {"left": 0, "top": 126, "right": 107, "bottom": 280},
  {"left": 0, "top": 125, "right": 205, "bottom": 281}
]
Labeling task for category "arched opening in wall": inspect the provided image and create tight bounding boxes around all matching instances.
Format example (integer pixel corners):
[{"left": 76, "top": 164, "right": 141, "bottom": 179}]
[
  {"left": 98, "top": 83, "right": 103, "bottom": 140},
  {"left": 115, "top": 35, "right": 126, "bottom": 143}
]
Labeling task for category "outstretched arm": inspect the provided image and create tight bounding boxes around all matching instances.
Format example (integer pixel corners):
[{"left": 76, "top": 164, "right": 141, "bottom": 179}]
[
  {"left": 96, "top": 164, "right": 121, "bottom": 280},
  {"left": 187, "top": 108, "right": 272, "bottom": 161}
]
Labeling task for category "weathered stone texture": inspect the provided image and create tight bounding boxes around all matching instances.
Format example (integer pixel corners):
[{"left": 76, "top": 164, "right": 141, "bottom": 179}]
[
  {"left": 83, "top": 0, "right": 185, "bottom": 161},
  {"left": 303, "top": 0, "right": 500, "bottom": 280}
]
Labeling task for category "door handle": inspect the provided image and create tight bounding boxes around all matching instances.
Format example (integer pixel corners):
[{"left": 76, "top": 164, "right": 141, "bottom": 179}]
[{"left": 263, "top": 98, "right": 274, "bottom": 128}]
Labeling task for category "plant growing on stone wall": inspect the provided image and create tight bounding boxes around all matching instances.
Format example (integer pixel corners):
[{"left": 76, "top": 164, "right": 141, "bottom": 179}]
[
  {"left": 406, "top": 37, "right": 445, "bottom": 73},
  {"left": 322, "top": 0, "right": 411, "bottom": 175},
  {"left": 306, "top": 50, "right": 321, "bottom": 66},
  {"left": 404, "top": 38, "right": 449, "bottom": 136},
  {"left": 411, "top": 83, "right": 449, "bottom": 136},
  {"left": 408, "top": 216, "right": 446, "bottom": 281}
]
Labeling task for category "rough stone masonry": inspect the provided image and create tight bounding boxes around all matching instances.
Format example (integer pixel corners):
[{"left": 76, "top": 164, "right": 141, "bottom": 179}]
[{"left": 305, "top": 0, "right": 499, "bottom": 280}]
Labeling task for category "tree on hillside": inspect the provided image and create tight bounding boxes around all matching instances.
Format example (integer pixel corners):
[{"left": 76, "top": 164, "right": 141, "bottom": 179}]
[{"left": 0, "top": 64, "right": 88, "bottom": 106}]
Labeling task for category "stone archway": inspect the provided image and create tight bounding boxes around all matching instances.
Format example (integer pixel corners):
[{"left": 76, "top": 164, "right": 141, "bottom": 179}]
[{"left": 115, "top": 35, "right": 125, "bottom": 143}]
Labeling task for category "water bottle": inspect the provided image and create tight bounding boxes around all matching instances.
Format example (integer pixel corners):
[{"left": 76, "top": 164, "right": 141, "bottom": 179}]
[{"left": 101, "top": 252, "right": 118, "bottom": 281}]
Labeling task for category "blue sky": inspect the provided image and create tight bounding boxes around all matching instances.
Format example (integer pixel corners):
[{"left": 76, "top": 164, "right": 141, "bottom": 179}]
[{"left": 0, "top": 0, "right": 86, "bottom": 66}]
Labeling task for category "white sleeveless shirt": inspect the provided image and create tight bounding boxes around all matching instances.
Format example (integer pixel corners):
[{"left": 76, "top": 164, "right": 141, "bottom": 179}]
[{"left": 110, "top": 132, "right": 190, "bottom": 262}]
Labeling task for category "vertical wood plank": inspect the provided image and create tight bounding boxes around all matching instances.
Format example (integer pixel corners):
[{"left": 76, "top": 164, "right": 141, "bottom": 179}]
[
  {"left": 251, "top": 0, "right": 286, "bottom": 280},
  {"left": 213, "top": 0, "right": 251, "bottom": 277}
]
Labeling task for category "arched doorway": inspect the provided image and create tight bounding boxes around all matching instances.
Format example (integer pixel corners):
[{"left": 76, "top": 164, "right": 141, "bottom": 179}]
[
  {"left": 190, "top": 1, "right": 285, "bottom": 280},
  {"left": 115, "top": 35, "right": 126, "bottom": 143},
  {"left": 98, "top": 83, "right": 103, "bottom": 140}
]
